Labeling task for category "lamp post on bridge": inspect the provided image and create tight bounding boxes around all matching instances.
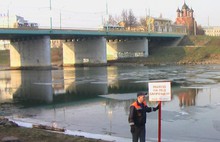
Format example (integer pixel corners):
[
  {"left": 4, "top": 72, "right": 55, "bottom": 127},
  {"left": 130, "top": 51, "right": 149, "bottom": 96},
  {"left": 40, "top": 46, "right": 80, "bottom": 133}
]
[
  {"left": 7, "top": 1, "right": 12, "bottom": 28},
  {"left": 7, "top": 9, "right": 9, "bottom": 28},
  {"left": 49, "top": 0, "right": 52, "bottom": 31},
  {"left": 105, "top": 0, "right": 109, "bottom": 33},
  {"left": 59, "top": 6, "right": 65, "bottom": 29},
  {"left": 59, "top": 9, "right": 61, "bottom": 29}
]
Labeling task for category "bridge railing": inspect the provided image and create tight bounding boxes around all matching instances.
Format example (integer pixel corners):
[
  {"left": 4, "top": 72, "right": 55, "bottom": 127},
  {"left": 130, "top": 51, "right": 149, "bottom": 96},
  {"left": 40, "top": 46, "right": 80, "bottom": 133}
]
[
  {"left": 0, "top": 25, "right": 187, "bottom": 35},
  {"left": 0, "top": 27, "right": 186, "bottom": 39}
]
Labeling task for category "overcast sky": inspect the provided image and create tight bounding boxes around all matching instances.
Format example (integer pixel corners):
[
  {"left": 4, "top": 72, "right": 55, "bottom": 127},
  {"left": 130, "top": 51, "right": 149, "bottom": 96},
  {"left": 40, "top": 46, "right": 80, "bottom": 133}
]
[{"left": 0, "top": 0, "right": 219, "bottom": 29}]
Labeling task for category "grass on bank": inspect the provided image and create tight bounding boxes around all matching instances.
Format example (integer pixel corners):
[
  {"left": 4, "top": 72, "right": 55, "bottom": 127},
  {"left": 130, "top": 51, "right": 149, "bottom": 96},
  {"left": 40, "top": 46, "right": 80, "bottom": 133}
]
[
  {"left": 0, "top": 126, "right": 108, "bottom": 142},
  {"left": 116, "top": 35, "right": 220, "bottom": 65},
  {"left": 179, "top": 36, "right": 220, "bottom": 63}
]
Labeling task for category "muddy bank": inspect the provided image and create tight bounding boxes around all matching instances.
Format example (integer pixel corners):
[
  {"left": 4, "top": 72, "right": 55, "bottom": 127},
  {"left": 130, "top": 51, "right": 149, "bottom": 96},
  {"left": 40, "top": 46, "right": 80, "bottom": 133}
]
[{"left": 0, "top": 117, "right": 112, "bottom": 142}]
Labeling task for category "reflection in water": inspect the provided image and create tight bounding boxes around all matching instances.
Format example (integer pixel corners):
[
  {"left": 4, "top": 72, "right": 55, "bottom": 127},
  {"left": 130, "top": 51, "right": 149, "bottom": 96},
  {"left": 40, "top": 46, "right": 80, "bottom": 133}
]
[
  {"left": 0, "top": 66, "right": 218, "bottom": 108},
  {"left": 0, "top": 72, "right": 12, "bottom": 102},
  {"left": 52, "top": 67, "right": 108, "bottom": 103},
  {"left": 0, "top": 70, "right": 53, "bottom": 105},
  {"left": 107, "top": 67, "right": 147, "bottom": 93},
  {"left": 178, "top": 89, "right": 197, "bottom": 107},
  {"left": 1, "top": 65, "right": 220, "bottom": 141},
  {"left": 0, "top": 71, "right": 21, "bottom": 103},
  {"left": 14, "top": 70, "right": 53, "bottom": 104},
  {"left": 108, "top": 79, "right": 147, "bottom": 94},
  {"left": 51, "top": 67, "right": 149, "bottom": 104}
]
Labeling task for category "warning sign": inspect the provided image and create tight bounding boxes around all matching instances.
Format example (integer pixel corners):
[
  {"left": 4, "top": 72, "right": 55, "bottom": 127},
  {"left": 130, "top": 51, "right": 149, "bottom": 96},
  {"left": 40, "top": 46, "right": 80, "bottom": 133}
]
[{"left": 148, "top": 81, "right": 171, "bottom": 101}]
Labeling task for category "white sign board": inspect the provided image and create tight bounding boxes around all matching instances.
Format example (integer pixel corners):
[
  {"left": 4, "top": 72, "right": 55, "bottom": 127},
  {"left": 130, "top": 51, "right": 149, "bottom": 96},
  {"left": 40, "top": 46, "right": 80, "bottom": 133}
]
[{"left": 148, "top": 81, "right": 171, "bottom": 101}]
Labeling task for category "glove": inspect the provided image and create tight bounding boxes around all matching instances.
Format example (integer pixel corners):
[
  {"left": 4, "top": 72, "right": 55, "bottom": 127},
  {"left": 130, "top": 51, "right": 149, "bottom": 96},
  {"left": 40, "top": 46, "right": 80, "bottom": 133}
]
[
  {"left": 153, "top": 104, "right": 160, "bottom": 111},
  {"left": 130, "top": 125, "right": 135, "bottom": 133}
]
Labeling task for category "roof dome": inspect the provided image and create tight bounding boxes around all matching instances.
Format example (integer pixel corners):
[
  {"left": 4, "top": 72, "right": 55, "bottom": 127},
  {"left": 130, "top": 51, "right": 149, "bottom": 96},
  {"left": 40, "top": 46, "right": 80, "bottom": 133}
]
[
  {"left": 190, "top": 8, "right": 194, "bottom": 12},
  {"left": 182, "top": 2, "right": 189, "bottom": 9},
  {"left": 177, "top": 8, "right": 180, "bottom": 12}
]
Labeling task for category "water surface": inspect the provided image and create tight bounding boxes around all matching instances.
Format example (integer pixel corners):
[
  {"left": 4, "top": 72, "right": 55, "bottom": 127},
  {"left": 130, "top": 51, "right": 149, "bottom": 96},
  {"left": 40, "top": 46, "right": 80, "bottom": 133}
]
[{"left": 0, "top": 65, "right": 220, "bottom": 142}]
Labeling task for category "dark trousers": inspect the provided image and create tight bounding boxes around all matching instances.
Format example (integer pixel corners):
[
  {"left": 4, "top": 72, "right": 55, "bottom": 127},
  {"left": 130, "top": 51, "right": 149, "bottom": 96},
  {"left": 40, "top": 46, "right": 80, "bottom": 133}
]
[{"left": 131, "top": 125, "right": 146, "bottom": 142}]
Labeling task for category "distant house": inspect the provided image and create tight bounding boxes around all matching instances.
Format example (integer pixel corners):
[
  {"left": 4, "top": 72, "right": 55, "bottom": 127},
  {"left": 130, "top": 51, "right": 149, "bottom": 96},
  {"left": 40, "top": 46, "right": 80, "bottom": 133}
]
[
  {"left": 0, "top": 40, "right": 9, "bottom": 50},
  {"left": 203, "top": 27, "right": 220, "bottom": 36},
  {"left": 143, "top": 16, "right": 186, "bottom": 34},
  {"left": 51, "top": 40, "right": 63, "bottom": 48},
  {"left": 146, "top": 16, "right": 172, "bottom": 32},
  {"left": 0, "top": 14, "right": 38, "bottom": 28}
]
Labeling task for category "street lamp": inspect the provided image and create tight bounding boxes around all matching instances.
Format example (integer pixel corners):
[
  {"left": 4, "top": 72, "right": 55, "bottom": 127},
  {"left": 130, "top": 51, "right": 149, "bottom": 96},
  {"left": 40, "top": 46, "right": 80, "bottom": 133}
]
[
  {"left": 49, "top": 0, "right": 52, "bottom": 30},
  {"left": 105, "top": 0, "right": 109, "bottom": 33},
  {"left": 7, "top": 9, "right": 9, "bottom": 28},
  {"left": 59, "top": 6, "right": 65, "bottom": 29},
  {"left": 7, "top": 1, "right": 12, "bottom": 28},
  {"left": 59, "top": 9, "right": 61, "bottom": 29}
]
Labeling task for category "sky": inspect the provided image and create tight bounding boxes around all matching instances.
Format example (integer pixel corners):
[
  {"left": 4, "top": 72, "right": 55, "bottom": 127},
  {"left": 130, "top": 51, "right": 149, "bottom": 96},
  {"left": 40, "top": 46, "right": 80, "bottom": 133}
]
[{"left": 0, "top": 0, "right": 219, "bottom": 29}]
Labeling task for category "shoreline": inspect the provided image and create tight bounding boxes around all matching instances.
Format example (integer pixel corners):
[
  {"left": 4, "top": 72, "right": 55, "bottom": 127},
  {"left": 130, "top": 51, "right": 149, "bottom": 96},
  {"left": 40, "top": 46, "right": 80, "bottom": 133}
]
[
  {"left": 1, "top": 59, "right": 220, "bottom": 71},
  {"left": 1, "top": 116, "right": 129, "bottom": 142}
]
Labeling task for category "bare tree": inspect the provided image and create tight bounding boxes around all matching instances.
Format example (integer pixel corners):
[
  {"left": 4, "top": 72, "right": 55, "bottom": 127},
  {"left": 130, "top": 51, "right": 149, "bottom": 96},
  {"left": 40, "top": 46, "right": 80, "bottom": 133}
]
[
  {"left": 121, "top": 9, "right": 137, "bottom": 30},
  {"left": 108, "top": 14, "right": 121, "bottom": 26},
  {"left": 121, "top": 9, "right": 129, "bottom": 28},
  {"left": 128, "top": 9, "right": 137, "bottom": 30},
  {"left": 140, "top": 16, "right": 147, "bottom": 31}
]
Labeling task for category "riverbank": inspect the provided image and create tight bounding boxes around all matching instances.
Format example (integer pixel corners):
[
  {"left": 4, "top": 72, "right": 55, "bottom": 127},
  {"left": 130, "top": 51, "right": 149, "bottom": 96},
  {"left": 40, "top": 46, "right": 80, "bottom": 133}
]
[
  {"left": 0, "top": 117, "right": 112, "bottom": 142},
  {"left": 108, "top": 36, "right": 220, "bottom": 66},
  {"left": 1, "top": 35, "right": 220, "bottom": 68}
]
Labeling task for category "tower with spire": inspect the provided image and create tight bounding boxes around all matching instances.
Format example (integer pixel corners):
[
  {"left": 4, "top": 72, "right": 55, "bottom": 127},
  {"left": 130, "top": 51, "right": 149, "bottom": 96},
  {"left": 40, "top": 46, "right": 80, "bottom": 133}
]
[{"left": 175, "top": 1, "right": 197, "bottom": 35}]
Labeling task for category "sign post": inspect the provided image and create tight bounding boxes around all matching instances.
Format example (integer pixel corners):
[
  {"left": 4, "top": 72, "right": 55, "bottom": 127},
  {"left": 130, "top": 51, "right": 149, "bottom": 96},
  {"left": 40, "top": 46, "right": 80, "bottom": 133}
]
[
  {"left": 148, "top": 81, "right": 171, "bottom": 142},
  {"left": 158, "top": 101, "right": 161, "bottom": 142}
]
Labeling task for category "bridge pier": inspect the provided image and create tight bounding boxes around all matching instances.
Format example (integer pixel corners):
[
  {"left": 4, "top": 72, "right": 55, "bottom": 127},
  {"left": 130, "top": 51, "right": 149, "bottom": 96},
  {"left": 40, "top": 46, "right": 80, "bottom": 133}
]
[
  {"left": 9, "top": 36, "right": 51, "bottom": 69},
  {"left": 107, "top": 38, "right": 148, "bottom": 60},
  {"left": 63, "top": 37, "right": 107, "bottom": 66}
]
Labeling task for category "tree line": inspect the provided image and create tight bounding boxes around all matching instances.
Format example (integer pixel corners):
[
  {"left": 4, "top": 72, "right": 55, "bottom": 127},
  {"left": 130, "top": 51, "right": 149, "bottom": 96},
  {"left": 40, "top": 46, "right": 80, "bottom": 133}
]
[
  {"left": 107, "top": 9, "right": 148, "bottom": 30},
  {"left": 106, "top": 9, "right": 204, "bottom": 35}
]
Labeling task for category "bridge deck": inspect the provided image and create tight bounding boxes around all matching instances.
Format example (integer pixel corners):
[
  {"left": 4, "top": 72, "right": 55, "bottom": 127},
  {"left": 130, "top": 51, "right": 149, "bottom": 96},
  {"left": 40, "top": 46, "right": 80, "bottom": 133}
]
[{"left": 0, "top": 28, "right": 185, "bottom": 40}]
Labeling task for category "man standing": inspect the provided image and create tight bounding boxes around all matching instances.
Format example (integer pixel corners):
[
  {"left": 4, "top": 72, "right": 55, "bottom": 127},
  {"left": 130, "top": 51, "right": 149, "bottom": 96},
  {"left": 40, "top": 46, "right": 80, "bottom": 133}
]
[{"left": 128, "top": 92, "right": 159, "bottom": 142}]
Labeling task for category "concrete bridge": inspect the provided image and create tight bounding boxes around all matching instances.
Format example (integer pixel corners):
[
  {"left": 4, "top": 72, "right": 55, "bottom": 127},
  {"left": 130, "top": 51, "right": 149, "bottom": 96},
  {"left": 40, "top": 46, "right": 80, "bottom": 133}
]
[{"left": 0, "top": 28, "right": 184, "bottom": 68}]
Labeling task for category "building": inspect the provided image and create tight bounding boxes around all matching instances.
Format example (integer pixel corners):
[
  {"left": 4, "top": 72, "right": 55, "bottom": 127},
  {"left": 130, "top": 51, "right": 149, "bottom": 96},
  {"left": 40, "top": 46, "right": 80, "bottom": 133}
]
[
  {"left": 146, "top": 16, "right": 172, "bottom": 32},
  {"left": 203, "top": 27, "right": 220, "bottom": 36},
  {"left": 145, "top": 16, "right": 186, "bottom": 34},
  {"left": 51, "top": 40, "right": 63, "bottom": 48},
  {"left": 0, "top": 40, "right": 9, "bottom": 50},
  {"left": 0, "top": 14, "right": 38, "bottom": 28},
  {"left": 175, "top": 2, "right": 197, "bottom": 35},
  {"left": 123, "top": 15, "right": 186, "bottom": 34}
]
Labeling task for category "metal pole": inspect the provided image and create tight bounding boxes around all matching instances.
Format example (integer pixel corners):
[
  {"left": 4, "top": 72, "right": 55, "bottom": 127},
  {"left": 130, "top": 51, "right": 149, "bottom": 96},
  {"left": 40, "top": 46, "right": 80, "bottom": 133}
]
[
  {"left": 148, "top": 9, "right": 151, "bottom": 32},
  {"left": 194, "top": 20, "right": 196, "bottom": 35},
  {"left": 105, "top": 0, "right": 109, "bottom": 33},
  {"left": 50, "top": 0, "right": 52, "bottom": 30},
  {"left": 158, "top": 101, "right": 161, "bottom": 142},
  {"left": 7, "top": 9, "right": 9, "bottom": 28},
  {"left": 60, "top": 10, "right": 61, "bottom": 29}
]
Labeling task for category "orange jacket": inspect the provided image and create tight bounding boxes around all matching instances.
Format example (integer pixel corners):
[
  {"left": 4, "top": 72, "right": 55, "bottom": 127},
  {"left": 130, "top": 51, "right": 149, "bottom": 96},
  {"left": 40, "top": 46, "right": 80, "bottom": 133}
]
[{"left": 128, "top": 101, "right": 153, "bottom": 126}]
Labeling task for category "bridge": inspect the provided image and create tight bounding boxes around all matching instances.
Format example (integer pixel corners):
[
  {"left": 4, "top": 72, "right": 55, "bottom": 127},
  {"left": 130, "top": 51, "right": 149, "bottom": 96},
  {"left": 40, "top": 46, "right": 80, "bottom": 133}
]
[{"left": 0, "top": 28, "right": 185, "bottom": 68}]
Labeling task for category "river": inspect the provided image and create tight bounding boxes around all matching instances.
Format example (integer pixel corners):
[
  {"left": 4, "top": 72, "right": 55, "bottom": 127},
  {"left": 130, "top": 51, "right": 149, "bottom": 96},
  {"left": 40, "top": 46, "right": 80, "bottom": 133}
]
[{"left": 0, "top": 64, "right": 220, "bottom": 142}]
